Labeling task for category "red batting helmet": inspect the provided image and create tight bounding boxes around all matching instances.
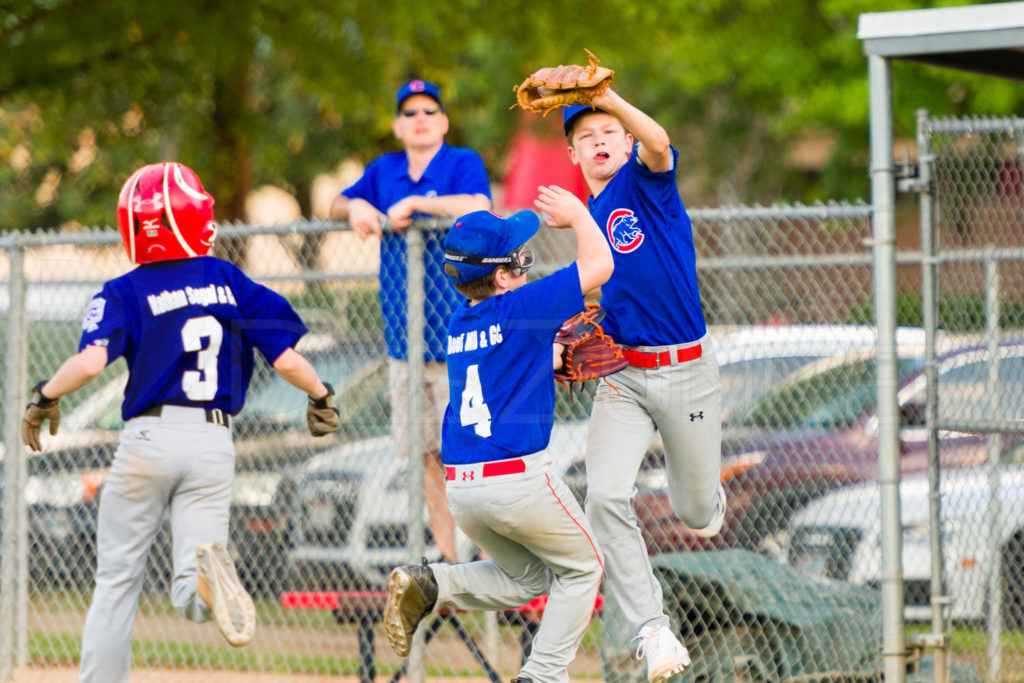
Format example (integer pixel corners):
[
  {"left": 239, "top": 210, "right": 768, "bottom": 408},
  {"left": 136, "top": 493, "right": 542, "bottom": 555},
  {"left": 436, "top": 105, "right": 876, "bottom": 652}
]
[{"left": 117, "top": 162, "right": 217, "bottom": 265}]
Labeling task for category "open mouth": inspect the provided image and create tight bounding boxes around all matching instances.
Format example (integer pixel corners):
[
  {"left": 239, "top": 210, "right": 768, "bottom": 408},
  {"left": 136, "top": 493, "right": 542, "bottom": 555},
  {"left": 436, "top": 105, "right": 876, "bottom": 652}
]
[{"left": 594, "top": 151, "right": 610, "bottom": 161}]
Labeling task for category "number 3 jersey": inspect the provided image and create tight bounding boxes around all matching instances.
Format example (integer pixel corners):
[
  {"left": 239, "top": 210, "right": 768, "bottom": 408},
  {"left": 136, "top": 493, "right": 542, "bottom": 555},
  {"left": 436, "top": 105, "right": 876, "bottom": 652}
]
[
  {"left": 441, "top": 264, "right": 583, "bottom": 465},
  {"left": 78, "top": 256, "right": 308, "bottom": 421}
]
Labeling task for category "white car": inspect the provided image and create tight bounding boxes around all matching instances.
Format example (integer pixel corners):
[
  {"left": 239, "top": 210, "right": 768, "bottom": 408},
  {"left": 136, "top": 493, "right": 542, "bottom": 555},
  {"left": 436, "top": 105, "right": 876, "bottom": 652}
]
[
  {"left": 285, "top": 421, "right": 589, "bottom": 589},
  {"left": 784, "top": 465, "right": 1024, "bottom": 624},
  {"left": 712, "top": 324, "right": 930, "bottom": 421}
]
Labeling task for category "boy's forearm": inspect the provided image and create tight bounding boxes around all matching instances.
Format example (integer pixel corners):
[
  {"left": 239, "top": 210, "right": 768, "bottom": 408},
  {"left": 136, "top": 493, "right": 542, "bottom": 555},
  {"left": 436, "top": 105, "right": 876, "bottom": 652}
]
[
  {"left": 597, "top": 91, "right": 671, "bottom": 167},
  {"left": 42, "top": 345, "right": 108, "bottom": 398},
  {"left": 272, "top": 348, "right": 328, "bottom": 398},
  {"left": 573, "top": 214, "right": 614, "bottom": 292},
  {"left": 407, "top": 193, "right": 492, "bottom": 217}
]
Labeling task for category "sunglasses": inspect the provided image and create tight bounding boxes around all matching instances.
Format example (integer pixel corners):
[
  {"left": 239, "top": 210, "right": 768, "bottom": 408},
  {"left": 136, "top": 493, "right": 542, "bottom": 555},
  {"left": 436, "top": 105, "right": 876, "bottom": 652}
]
[{"left": 400, "top": 107, "right": 441, "bottom": 118}]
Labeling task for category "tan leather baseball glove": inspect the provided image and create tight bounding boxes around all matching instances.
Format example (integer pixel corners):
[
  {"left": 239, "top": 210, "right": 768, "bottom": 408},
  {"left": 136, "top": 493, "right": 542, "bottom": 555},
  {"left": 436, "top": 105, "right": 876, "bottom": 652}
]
[{"left": 513, "top": 49, "right": 615, "bottom": 116}]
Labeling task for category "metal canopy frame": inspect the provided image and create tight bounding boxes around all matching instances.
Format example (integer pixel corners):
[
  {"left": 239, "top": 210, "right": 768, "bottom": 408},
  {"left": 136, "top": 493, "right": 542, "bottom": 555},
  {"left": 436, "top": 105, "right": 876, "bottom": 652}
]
[
  {"left": 858, "top": 4, "right": 1024, "bottom": 682},
  {"left": 860, "top": 3, "right": 1024, "bottom": 80}
]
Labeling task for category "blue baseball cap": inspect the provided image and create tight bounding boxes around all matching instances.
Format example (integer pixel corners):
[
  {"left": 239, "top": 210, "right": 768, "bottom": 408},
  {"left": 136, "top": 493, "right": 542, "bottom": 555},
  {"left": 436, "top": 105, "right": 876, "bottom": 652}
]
[
  {"left": 396, "top": 79, "right": 444, "bottom": 112},
  {"left": 563, "top": 104, "right": 602, "bottom": 137},
  {"left": 444, "top": 210, "right": 540, "bottom": 284}
]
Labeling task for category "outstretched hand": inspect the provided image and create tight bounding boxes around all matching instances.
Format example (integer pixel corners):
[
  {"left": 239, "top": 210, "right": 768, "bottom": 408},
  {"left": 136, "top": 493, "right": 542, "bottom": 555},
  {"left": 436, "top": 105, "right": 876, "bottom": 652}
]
[
  {"left": 535, "top": 185, "right": 588, "bottom": 229},
  {"left": 22, "top": 381, "right": 60, "bottom": 452},
  {"left": 307, "top": 382, "right": 340, "bottom": 437}
]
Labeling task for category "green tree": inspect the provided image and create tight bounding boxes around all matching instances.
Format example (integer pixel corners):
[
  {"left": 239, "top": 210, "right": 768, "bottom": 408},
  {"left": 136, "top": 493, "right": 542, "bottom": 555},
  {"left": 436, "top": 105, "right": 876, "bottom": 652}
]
[{"left": 1, "top": 0, "right": 1021, "bottom": 233}]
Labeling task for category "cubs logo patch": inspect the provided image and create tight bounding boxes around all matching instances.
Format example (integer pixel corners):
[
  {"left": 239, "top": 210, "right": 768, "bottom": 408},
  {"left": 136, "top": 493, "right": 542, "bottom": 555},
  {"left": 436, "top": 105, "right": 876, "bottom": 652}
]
[
  {"left": 82, "top": 297, "right": 106, "bottom": 333},
  {"left": 606, "top": 208, "right": 644, "bottom": 253}
]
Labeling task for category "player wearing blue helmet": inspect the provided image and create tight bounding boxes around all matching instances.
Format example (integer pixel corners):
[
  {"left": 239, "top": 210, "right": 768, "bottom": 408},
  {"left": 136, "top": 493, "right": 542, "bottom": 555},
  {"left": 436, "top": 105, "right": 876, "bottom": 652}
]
[
  {"left": 561, "top": 89, "right": 724, "bottom": 682},
  {"left": 21, "top": 162, "right": 340, "bottom": 682},
  {"left": 383, "top": 185, "right": 612, "bottom": 683}
]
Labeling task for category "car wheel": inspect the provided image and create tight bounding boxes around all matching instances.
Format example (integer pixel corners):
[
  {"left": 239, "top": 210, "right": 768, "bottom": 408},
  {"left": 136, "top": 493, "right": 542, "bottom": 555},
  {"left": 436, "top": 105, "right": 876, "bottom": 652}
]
[{"left": 1000, "top": 532, "right": 1024, "bottom": 630}]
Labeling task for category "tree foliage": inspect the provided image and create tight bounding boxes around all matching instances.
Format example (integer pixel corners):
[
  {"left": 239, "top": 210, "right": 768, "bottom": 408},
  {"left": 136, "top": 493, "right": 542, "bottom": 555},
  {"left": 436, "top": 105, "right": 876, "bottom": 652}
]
[{"left": 1, "top": 0, "right": 1021, "bottom": 231}]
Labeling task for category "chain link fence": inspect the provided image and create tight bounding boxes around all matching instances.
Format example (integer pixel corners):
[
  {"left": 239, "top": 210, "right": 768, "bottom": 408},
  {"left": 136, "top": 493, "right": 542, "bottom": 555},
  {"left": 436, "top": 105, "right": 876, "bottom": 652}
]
[{"left": 0, "top": 161, "right": 1019, "bottom": 681}]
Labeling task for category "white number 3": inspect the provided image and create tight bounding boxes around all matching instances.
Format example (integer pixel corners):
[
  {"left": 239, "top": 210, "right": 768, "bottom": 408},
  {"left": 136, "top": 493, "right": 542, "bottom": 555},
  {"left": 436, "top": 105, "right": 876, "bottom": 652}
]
[
  {"left": 460, "top": 364, "right": 492, "bottom": 437},
  {"left": 180, "top": 316, "right": 223, "bottom": 401}
]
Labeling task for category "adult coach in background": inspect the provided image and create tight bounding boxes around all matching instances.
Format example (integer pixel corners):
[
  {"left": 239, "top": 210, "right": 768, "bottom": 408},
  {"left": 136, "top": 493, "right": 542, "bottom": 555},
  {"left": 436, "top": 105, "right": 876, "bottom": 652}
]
[
  {"left": 329, "top": 79, "right": 492, "bottom": 562},
  {"left": 562, "top": 89, "right": 724, "bottom": 682},
  {"left": 22, "top": 162, "right": 340, "bottom": 682}
]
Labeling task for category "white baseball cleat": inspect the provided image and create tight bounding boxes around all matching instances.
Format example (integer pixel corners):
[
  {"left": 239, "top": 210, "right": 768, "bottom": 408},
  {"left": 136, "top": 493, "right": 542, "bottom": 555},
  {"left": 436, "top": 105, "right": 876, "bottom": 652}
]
[
  {"left": 692, "top": 483, "right": 726, "bottom": 539},
  {"left": 635, "top": 624, "right": 691, "bottom": 683},
  {"left": 196, "top": 541, "right": 256, "bottom": 647}
]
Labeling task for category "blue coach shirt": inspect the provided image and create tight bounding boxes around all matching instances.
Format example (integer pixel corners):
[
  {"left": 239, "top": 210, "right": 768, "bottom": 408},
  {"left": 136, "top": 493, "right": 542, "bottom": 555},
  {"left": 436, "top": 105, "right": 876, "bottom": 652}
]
[
  {"left": 79, "top": 256, "right": 307, "bottom": 420},
  {"left": 342, "top": 143, "right": 492, "bottom": 361},
  {"left": 588, "top": 145, "right": 707, "bottom": 346},
  {"left": 442, "top": 264, "right": 582, "bottom": 465}
]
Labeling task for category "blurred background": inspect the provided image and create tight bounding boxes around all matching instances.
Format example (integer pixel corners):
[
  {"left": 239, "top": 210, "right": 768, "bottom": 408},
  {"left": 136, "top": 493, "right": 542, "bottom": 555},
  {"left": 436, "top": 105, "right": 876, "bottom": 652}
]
[
  {"left": 3, "top": 0, "right": 1024, "bottom": 232},
  {"left": 5, "top": 2, "right": 1024, "bottom": 682}
]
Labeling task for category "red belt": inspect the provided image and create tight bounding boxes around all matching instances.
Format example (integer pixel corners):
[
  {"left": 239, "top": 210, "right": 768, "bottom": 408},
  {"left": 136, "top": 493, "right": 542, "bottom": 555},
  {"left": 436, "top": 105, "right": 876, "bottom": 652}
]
[
  {"left": 623, "top": 344, "right": 702, "bottom": 368},
  {"left": 446, "top": 458, "right": 527, "bottom": 481}
]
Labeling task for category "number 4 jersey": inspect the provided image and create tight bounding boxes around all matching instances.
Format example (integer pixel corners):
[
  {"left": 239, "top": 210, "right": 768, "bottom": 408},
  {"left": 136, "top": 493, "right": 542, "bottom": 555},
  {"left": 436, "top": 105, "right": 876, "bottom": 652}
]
[
  {"left": 441, "top": 264, "right": 583, "bottom": 465},
  {"left": 79, "top": 256, "right": 308, "bottom": 421}
]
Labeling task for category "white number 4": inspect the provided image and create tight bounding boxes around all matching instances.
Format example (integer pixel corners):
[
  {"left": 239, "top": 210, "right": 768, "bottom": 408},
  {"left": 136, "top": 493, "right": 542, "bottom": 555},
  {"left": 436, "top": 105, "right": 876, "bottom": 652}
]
[{"left": 460, "top": 364, "right": 492, "bottom": 437}]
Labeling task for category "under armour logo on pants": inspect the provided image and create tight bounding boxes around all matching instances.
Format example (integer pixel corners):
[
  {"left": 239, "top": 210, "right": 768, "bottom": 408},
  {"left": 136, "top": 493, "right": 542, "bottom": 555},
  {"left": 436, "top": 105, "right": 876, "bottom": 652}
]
[
  {"left": 462, "top": 471, "right": 475, "bottom": 481},
  {"left": 689, "top": 412, "right": 704, "bottom": 422}
]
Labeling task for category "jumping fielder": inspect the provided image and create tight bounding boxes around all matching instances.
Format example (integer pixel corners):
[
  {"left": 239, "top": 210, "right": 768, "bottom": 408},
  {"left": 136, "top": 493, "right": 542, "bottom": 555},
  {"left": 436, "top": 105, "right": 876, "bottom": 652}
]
[
  {"left": 383, "top": 188, "right": 612, "bottom": 683},
  {"left": 21, "top": 162, "right": 340, "bottom": 683},
  {"left": 563, "top": 89, "right": 724, "bottom": 681}
]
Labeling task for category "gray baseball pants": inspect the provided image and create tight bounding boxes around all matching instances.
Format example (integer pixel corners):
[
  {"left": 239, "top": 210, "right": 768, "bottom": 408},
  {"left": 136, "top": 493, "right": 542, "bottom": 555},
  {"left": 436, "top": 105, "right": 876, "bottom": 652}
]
[
  {"left": 585, "top": 334, "right": 722, "bottom": 635},
  {"left": 79, "top": 409, "right": 234, "bottom": 682},
  {"left": 433, "top": 454, "right": 603, "bottom": 683}
]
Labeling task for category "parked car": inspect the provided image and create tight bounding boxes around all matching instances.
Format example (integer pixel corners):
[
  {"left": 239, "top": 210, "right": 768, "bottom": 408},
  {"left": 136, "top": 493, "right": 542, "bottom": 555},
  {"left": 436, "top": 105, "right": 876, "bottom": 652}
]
[
  {"left": 285, "top": 421, "right": 590, "bottom": 590},
  {"left": 784, "top": 465, "right": 1024, "bottom": 626},
  {"left": 634, "top": 341, "right": 1024, "bottom": 557},
  {"left": 563, "top": 324, "right": 936, "bottom": 522},
  {"left": 11, "top": 334, "right": 386, "bottom": 595},
  {"left": 712, "top": 324, "right": 927, "bottom": 422}
]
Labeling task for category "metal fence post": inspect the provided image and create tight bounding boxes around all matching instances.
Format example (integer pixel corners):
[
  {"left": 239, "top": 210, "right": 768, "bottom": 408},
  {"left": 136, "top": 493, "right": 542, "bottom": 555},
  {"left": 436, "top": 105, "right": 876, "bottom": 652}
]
[
  {"left": 868, "top": 52, "right": 907, "bottom": 683},
  {"left": 914, "top": 108, "right": 950, "bottom": 682},
  {"left": 984, "top": 251, "right": 1004, "bottom": 679},
  {"left": 1, "top": 242, "right": 27, "bottom": 683},
  {"left": 405, "top": 222, "right": 427, "bottom": 683}
]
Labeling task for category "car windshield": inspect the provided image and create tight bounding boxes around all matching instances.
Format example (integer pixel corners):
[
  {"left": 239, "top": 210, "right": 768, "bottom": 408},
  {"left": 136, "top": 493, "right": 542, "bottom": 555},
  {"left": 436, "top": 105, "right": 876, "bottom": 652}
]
[
  {"left": 733, "top": 357, "right": 921, "bottom": 430},
  {"left": 719, "top": 356, "right": 824, "bottom": 421}
]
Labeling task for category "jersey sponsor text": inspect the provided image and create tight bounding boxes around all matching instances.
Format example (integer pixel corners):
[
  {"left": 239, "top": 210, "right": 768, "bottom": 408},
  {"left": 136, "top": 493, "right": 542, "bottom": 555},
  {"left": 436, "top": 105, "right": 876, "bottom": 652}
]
[
  {"left": 447, "top": 324, "right": 504, "bottom": 355},
  {"left": 147, "top": 284, "right": 238, "bottom": 316}
]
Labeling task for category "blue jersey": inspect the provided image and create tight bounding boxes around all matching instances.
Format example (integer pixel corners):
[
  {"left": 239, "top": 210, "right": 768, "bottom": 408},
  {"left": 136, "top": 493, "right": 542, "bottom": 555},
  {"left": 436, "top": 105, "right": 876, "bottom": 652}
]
[
  {"left": 342, "top": 143, "right": 492, "bottom": 362},
  {"left": 588, "top": 145, "right": 706, "bottom": 346},
  {"left": 78, "top": 256, "right": 307, "bottom": 420},
  {"left": 441, "top": 265, "right": 582, "bottom": 465}
]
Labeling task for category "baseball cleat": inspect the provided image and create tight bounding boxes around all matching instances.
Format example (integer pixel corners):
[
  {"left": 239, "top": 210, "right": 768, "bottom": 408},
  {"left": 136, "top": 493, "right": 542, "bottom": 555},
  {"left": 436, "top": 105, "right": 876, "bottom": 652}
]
[
  {"left": 196, "top": 541, "right": 255, "bottom": 647},
  {"left": 691, "top": 483, "right": 726, "bottom": 539},
  {"left": 635, "top": 624, "right": 690, "bottom": 683},
  {"left": 384, "top": 561, "right": 438, "bottom": 657}
]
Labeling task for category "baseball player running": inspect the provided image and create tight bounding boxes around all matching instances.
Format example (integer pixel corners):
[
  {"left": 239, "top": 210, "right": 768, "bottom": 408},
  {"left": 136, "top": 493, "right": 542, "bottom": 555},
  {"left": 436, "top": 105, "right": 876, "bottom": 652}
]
[
  {"left": 21, "top": 162, "right": 340, "bottom": 683},
  {"left": 563, "top": 88, "right": 724, "bottom": 682},
  {"left": 383, "top": 188, "right": 612, "bottom": 683}
]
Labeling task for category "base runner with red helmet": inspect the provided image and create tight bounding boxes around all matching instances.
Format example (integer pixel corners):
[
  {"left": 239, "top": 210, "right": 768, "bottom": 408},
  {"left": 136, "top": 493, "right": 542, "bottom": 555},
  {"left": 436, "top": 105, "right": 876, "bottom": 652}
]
[{"left": 20, "top": 162, "right": 341, "bottom": 682}]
